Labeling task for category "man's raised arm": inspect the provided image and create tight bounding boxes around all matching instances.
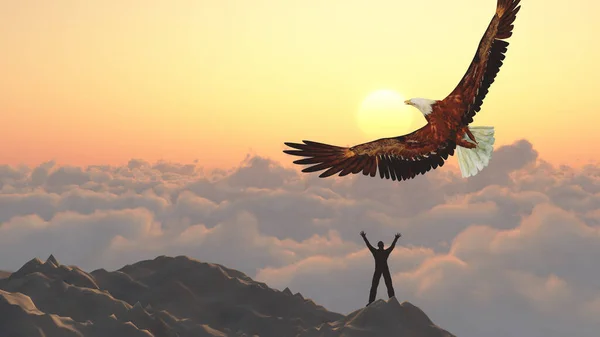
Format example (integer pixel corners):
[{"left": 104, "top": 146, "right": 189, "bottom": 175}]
[
  {"left": 360, "top": 231, "right": 375, "bottom": 253},
  {"left": 386, "top": 233, "right": 402, "bottom": 252}
]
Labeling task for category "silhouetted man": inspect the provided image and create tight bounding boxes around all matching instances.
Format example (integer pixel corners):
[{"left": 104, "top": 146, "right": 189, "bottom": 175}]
[{"left": 360, "top": 231, "right": 401, "bottom": 306}]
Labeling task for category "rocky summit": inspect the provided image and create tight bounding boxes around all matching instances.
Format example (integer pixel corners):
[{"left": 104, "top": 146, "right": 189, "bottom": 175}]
[{"left": 0, "top": 255, "right": 455, "bottom": 337}]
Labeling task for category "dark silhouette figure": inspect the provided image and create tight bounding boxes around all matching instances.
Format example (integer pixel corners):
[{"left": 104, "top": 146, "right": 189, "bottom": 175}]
[{"left": 360, "top": 231, "right": 401, "bottom": 306}]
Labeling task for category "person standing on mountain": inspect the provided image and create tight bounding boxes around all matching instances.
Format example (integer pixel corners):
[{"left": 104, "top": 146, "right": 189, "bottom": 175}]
[{"left": 360, "top": 231, "right": 401, "bottom": 306}]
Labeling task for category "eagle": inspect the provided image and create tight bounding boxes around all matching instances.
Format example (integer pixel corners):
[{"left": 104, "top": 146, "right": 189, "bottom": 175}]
[{"left": 283, "top": 0, "right": 521, "bottom": 181}]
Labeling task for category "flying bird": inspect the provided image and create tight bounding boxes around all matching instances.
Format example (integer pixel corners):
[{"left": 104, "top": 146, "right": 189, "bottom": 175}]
[{"left": 283, "top": 0, "right": 521, "bottom": 181}]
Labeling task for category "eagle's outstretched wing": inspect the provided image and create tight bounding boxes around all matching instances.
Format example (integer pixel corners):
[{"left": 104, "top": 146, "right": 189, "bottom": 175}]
[
  {"left": 443, "top": 0, "right": 521, "bottom": 125},
  {"left": 284, "top": 127, "right": 456, "bottom": 181}
]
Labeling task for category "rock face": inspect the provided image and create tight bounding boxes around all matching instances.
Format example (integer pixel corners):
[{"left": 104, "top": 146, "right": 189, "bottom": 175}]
[
  {"left": 300, "top": 298, "right": 455, "bottom": 337},
  {"left": 0, "top": 255, "right": 455, "bottom": 337}
]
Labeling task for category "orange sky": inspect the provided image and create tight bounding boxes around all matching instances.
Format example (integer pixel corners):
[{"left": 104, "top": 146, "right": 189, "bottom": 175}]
[{"left": 1, "top": 0, "right": 598, "bottom": 170}]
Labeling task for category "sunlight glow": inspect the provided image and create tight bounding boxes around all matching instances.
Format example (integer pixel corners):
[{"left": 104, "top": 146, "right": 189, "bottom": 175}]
[{"left": 356, "top": 89, "right": 418, "bottom": 138}]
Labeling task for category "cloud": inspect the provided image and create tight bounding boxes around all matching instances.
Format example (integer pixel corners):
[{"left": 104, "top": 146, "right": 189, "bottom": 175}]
[
  {"left": 0, "top": 208, "right": 161, "bottom": 270},
  {"left": 0, "top": 139, "right": 598, "bottom": 337},
  {"left": 258, "top": 203, "right": 600, "bottom": 337}
]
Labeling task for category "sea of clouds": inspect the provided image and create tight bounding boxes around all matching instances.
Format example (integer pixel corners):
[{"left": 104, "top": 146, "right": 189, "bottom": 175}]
[{"left": 0, "top": 139, "right": 599, "bottom": 337}]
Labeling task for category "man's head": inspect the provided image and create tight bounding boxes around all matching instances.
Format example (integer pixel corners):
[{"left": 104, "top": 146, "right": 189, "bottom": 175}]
[{"left": 377, "top": 241, "right": 384, "bottom": 250}]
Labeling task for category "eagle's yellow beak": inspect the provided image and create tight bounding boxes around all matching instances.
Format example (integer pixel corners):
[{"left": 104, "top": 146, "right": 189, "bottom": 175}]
[{"left": 404, "top": 100, "right": 412, "bottom": 105}]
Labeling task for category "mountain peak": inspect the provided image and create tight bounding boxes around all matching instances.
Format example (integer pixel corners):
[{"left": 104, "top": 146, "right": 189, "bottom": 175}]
[
  {"left": 7, "top": 258, "right": 43, "bottom": 280},
  {"left": 46, "top": 254, "right": 60, "bottom": 267},
  {"left": 323, "top": 297, "right": 453, "bottom": 337}
]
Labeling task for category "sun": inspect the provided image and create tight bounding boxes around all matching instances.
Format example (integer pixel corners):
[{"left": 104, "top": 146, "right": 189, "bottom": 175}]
[{"left": 356, "top": 89, "right": 422, "bottom": 137}]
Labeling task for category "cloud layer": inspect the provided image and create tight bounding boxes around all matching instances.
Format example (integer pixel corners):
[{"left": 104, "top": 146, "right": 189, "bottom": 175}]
[{"left": 0, "top": 140, "right": 599, "bottom": 337}]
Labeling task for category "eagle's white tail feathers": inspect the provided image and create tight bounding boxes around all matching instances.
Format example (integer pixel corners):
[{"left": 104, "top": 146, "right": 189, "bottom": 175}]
[{"left": 456, "top": 126, "right": 495, "bottom": 178}]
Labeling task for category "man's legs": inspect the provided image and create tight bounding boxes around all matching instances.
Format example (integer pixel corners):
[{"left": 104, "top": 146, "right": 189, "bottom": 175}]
[
  {"left": 368, "top": 269, "right": 383, "bottom": 305},
  {"left": 382, "top": 268, "right": 395, "bottom": 298}
]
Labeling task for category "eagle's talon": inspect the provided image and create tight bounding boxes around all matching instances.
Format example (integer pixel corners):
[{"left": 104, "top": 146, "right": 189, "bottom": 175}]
[{"left": 466, "top": 129, "right": 477, "bottom": 143}]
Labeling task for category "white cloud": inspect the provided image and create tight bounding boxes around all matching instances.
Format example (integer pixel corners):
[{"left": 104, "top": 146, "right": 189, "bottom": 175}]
[{"left": 0, "top": 140, "right": 598, "bottom": 337}]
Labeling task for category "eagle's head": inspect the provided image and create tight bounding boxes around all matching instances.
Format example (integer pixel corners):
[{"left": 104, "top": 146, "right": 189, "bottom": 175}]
[{"left": 404, "top": 98, "right": 436, "bottom": 116}]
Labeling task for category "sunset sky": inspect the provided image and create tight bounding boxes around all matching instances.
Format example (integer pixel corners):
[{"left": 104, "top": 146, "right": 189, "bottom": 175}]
[{"left": 1, "top": 0, "right": 598, "bottom": 169}]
